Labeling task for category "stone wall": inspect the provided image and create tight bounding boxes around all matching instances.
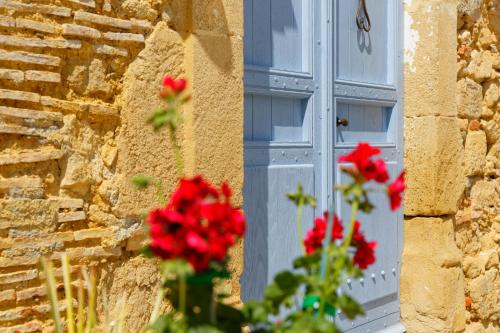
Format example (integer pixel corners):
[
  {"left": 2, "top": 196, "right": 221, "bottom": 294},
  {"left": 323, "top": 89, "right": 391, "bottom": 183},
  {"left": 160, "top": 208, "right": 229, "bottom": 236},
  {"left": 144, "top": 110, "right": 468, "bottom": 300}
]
[
  {"left": 0, "top": 0, "right": 243, "bottom": 331},
  {"left": 402, "top": 0, "right": 499, "bottom": 332},
  {"left": 456, "top": 1, "right": 499, "bottom": 332},
  {"left": 402, "top": 1, "right": 467, "bottom": 331}
]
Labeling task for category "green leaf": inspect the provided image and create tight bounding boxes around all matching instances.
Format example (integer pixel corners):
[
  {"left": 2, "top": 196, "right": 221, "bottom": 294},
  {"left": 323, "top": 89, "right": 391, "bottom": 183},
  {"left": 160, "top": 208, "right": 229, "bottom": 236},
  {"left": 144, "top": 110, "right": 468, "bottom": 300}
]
[
  {"left": 216, "top": 303, "right": 245, "bottom": 332},
  {"left": 335, "top": 294, "right": 364, "bottom": 320},
  {"left": 293, "top": 253, "right": 320, "bottom": 270},
  {"left": 243, "top": 301, "right": 269, "bottom": 324},
  {"left": 140, "top": 246, "right": 154, "bottom": 258},
  {"left": 274, "top": 271, "right": 301, "bottom": 292},
  {"left": 147, "top": 315, "right": 171, "bottom": 333},
  {"left": 263, "top": 283, "right": 284, "bottom": 301},
  {"left": 132, "top": 175, "right": 152, "bottom": 189},
  {"left": 287, "top": 184, "right": 317, "bottom": 208},
  {"left": 160, "top": 260, "right": 194, "bottom": 279}
]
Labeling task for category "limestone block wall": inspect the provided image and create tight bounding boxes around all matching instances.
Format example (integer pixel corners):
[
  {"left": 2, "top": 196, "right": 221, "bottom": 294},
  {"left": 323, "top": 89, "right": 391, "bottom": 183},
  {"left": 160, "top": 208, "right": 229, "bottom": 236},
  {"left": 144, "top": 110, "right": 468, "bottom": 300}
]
[
  {"left": 0, "top": 0, "right": 244, "bottom": 332},
  {"left": 455, "top": 1, "right": 499, "bottom": 331},
  {"left": 402, "top": 0, "right": 499, "bottom": 332}
]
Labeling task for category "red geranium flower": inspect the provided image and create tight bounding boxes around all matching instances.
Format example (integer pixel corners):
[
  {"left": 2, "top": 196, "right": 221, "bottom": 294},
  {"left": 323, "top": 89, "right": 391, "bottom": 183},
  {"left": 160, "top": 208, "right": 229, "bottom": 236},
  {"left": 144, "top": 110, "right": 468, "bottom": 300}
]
[
  {"left": 353, "top": 240, "right": 377, "bottom": 269},
  {"left": 160, "top": 75, "right": 187, "bottom": 98},
  {"left": 338, "top": 143, "right": 388, "bottom": 183},
  {"left": 147, "top": 176, "right": 245, "bottom": 272},
  {"left": 304, "top": 216, "right": 377, "bottom": 269},
  {"left": 387, "top": 172, "right": 405, "bottom": 211},
  {"left": 350, "top": 221, "right": 377, "bottom": 269},
  {"left": 303, "top": 212, "right": 343, "bottom": 255}
]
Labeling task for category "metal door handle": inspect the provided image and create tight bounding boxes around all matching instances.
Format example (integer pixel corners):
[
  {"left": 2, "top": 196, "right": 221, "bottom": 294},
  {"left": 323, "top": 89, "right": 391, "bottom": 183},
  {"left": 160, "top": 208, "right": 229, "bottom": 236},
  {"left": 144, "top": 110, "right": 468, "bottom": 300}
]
[
  {"left": 337, "top": 117, "right": 349, "bottom": 127},
  {"left": 356, "top": 0, "right": 371, "bottom": 32}
]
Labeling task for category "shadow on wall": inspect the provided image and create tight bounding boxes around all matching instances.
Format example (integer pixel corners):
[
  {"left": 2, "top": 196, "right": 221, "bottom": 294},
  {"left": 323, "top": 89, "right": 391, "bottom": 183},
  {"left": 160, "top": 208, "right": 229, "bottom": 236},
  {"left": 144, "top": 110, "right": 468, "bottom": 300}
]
[{"left": 163, "top": 0, "right": 234, "bottom": 71}]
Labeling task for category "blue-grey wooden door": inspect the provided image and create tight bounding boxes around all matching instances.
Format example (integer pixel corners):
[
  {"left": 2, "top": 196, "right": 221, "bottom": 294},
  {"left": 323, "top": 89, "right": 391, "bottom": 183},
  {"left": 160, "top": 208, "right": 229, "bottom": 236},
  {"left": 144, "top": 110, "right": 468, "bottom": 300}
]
[
  {"left": 241, "top": 0, "right": 325, "bottom": 301},
  {"left": 242, "top": 1, "right": 404, "bottom": 332}
]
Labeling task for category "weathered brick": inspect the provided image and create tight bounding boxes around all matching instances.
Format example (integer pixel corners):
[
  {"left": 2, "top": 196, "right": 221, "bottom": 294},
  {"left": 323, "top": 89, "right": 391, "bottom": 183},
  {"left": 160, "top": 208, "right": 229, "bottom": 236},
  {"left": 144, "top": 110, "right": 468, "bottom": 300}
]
[
  {"left": 103, "top": 32, "right": 145, "bottom": 43},
  {"left": 0, "top": 89, "right": 40, "bottom": 103},
  {"left": 0, "top": 269, "right": 38, "bottom": 285},
  {"left": 0, "top": 125, "right": 48, "bottom": 139},
  {"left": 62, "top": 23, "right": 101, "bottom": 39},
  {"left": 40, "top": 96, "right": 87, "bottom": 112},
  {"left": 57, "top": 211, "right": 86, "bottom": 223},
  {"left": 0, "top": 303, "right": 51, "bottom": 322},
  {"left": 0, "top": 50, "right": 61, "bottom": 67},
  {"left": 88, "top": 103, "right": 120, "bottom": 116},
  {"left": 74, "top": 11, "right": 133, "bottom": 29},
  {"left": 69, "top": 0, "right": 95, "bottom": 8},
  {"left": 16, "top": 18, "right": 57, "bottom": 34},
  {"left": 0, "top": 35, "right": 81, "bottom": 49},
  {"left": 0, "top": 68, "right": 23, "bottom": 82},
  {"left": 74, "top": 227, "right": 114, "bottom": 241},
  {"left": 51, "top": 197, "right": 84, "bottom": 210},
  {"left": 0, "top": 255, "right": 39, "bottom": 268},
  {"left": 0, "top": 176, "right": 44, "bottom": 192},
  {"left": 0, "top": 0, "right": 71, "bottom": 17},
  {"left": 64, "top": 246, "right": 121, "bottom": 260},
  {"left": 0, "top": 231, "right": 73, "bottom": 249},
  {"left": 0, "top": 106, "right": 63, "bottom": 122},
  {"left": 0, "top": 289, "right": 16, "bottom": 304},
  {"left": 25, "top": 70, "right": 61, "bottom": 83},
  {"left": 0, "top": 15, "right": 14, "bottom": 28},
  {"left": 15, "top": 285, "right": 46, "bottom": 301},
  {"left": 74, "top": 11, "right": 150, "bottom": 30},
  {"left": 3, "top": 320, "right": 42, "bottom": 333},
  {"left": 0, "top": 199, "right": 59, "bottom": 229},
  {"left": 94, "top": 43, "right": 128, "bottom": 57},
  {"left": 0, "top": 148, "right": 64, "bottom": 166}
]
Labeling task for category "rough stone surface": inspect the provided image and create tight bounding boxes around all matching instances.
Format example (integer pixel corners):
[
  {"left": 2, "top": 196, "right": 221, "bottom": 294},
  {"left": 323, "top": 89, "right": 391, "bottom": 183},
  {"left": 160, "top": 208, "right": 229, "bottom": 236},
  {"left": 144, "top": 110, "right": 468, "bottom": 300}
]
[
  {"left": 401, "top": 217, "right": 466, "bottom": 333},
  {"left": 455, "top": 1, "right": 500, "bottom": 331},
  {"left": 458, "top": 78, "right": 483, "bottom": 119},
  {"left": 404, "top": 1, "right": 499, "bottom": 332},
  {"left": 0, "top": 1, "right": 243, "bottom": 331},
  {"left": 404, "top": 116, "right": 465, "bottom": 216},
  {"left": 464, "top": 131, "right": 488, "bottom": 176}
]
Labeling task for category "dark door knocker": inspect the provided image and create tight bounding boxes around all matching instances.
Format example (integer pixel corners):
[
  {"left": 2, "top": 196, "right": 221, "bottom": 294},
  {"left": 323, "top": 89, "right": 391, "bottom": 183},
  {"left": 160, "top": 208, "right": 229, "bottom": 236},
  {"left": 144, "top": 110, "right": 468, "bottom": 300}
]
[
  {"left": 336, "top": 117, "right": 349, "bottom": 127},
  {"left": 356, "top": 0, "right": 371, "bottom": 32}
]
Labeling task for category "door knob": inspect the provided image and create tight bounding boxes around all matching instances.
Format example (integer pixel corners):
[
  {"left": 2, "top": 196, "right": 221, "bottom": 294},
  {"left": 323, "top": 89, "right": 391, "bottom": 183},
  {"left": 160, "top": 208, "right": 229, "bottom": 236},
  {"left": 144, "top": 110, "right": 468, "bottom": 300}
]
[{"left": 336, "top": 117, "right": 349, "bottom": 127}]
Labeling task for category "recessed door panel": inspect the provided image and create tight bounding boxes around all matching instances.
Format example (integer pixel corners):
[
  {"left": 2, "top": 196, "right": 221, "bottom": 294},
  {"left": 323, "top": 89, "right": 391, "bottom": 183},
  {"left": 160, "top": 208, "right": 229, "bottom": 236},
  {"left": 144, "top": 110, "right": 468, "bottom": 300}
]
[
  {"left": 336, "top": 0, "right": 396, "bottom": 85},
  {"left": 244, "top": 0, "right": 312, "bottom": 73}
]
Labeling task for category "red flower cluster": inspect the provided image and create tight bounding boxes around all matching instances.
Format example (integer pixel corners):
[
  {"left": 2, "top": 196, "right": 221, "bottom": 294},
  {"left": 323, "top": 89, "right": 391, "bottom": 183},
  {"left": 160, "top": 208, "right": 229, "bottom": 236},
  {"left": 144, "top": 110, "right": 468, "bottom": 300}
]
[
  {"left": 387, "top": 172, "right": 405, "bottom": 211},
  {"left": 339, "top": 143, "right": 405, "bottom": 211},
  {"left": 160, "top": 75, "right": 187, "bottom": 98},
  {"left": 147, "top": 176, "right": 246, "bottom": 272},
  {"left": 351, "top": 221, "right": 377, "bottom": 269},
  {"left": 303, "top": 213, "right": 377, "bottom": 269},
  {"left": 338, "top": 143, "right": 388, "bottom": 183},
  {"left": 304, "top": 212, "right": 343, "bottom": 255}
]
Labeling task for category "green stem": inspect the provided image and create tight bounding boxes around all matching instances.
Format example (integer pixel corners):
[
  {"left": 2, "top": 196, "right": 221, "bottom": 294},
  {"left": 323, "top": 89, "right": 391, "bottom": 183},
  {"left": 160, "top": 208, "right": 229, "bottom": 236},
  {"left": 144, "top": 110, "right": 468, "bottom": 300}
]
[
  {"left": 41, "top": 258, "right": 62, "bottom": 333},
  {"left": 179, "top": 276, "right": 186, "bottom": 316},
  {"left": 61, "top": 254, "right": 75, "bottom": 333},
  {"left": 169, "top": 127, "right": 185, "bottom": 178},
  {"left": 210, "top": 291, "right": 216, "bottom": 325},
  {"left": 318, "top": 209, "right": 334, "bottom": 319},
  {"left": 342, "top": 200, "right": 360, "bottom": 251},
  {"left": 296, "top": 200, "right": 305, "bottom": 255}
]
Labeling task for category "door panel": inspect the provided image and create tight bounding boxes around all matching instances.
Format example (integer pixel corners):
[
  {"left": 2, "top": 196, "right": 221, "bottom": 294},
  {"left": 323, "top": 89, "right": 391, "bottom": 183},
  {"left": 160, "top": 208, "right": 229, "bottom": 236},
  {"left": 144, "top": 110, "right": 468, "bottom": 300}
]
[
  {"left": 242, "top": 0, "right": 322, "bottom": 302},
  {"left": 243, "top": 0, "right": 404, "bottom": 332},
  {"left": 333, "top": 0, "right": 403, "bottom": 331},
  {"left": 336, "top": 0, "right": 396, "bottom": 85},
  {"left": 245, "top": 0, "right": 312, "bottom": 72}
]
